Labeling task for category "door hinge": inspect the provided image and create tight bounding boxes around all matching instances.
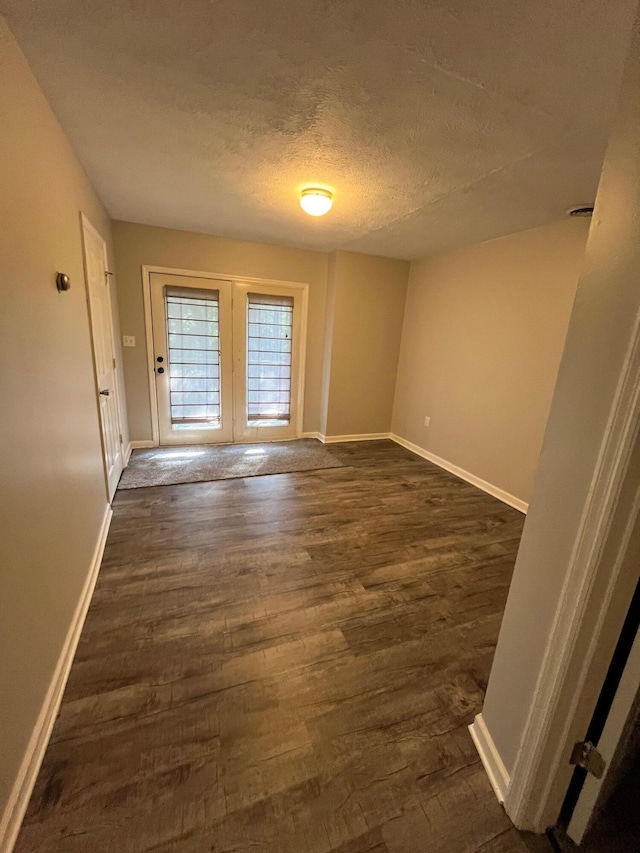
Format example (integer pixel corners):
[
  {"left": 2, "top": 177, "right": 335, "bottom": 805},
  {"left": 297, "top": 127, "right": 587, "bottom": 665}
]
[
  {"left": 119, "top": 433, "right": 123, "bottom": 444},
  {"left": 570, "top": 741, "right": 606, "bottom": 779},
  {"left": 113, "top": 357, "right": 116, "bottom": 368}
]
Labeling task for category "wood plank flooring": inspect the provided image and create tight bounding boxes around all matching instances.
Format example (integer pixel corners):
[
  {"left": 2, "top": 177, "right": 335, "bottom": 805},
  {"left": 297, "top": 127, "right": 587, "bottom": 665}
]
[{"left": 15, "top": 440, "right": 550, "bottom": 853}]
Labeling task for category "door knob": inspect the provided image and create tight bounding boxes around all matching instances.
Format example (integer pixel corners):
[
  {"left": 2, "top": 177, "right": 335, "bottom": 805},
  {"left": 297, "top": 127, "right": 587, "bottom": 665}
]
[
  {"left": 157, "top": 367, "right": 165, "bottom": 374},
  {"left": 99, "top": 389, "right": 110, "bottom": 396}
]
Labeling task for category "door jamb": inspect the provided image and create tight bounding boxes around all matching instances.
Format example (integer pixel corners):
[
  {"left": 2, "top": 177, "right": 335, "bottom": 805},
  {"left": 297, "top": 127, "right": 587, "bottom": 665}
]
[
  {"left": 503, "top": 306, "right": 640, "bottom": 832},
  {"left": 141, "top": 264, "right": 309, "bottom": 447}
]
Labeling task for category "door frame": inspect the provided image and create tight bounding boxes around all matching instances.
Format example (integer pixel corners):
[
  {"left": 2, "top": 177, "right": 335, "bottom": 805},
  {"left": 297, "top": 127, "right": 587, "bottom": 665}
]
[
  {"left": 141, "top": 265, "right": 309, "bottom": 447},
  {"left": 501, "top": 308, "right": 640, "bottom": 832},
  {"left": 80, "top": 213, "right": 125, "bottom": 500}
]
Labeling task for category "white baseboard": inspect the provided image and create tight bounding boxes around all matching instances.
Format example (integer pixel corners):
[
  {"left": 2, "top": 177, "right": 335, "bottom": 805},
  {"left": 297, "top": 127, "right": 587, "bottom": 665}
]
[
  {"left": 0, "top": 504, "right": 112, "bottom": 853},
  {"left": 469, "top": 714, "right": 511, "bottom": 805},
  {"left": 124, "top": 442, "right": 133, "bottom": 466},
  {"left": 129, "top": 440, "right": 156, "bottom": 450},
  {"left": 389, "top": 433, "right": 528, "bottom": 514},
  {"left": 300, "top": 431, "right": 391, "bottom": 444},
  {"left": 322, "top": 432, "right": 391, "bottom": 444}
]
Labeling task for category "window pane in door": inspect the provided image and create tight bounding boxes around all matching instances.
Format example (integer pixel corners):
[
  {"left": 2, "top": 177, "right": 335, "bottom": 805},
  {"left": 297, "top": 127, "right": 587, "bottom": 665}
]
[
  {"left": 246, "top": 293, "right": 294, "bottom": 427},
  {"left": 165, "top": 287, "right": 221, "bottom": 429}
]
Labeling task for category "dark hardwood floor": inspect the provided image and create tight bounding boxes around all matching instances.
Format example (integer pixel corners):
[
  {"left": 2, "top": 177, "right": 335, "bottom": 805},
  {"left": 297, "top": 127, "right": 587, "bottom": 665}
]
[{"left": 15, "top": 440, "right": 550, "bottom": 853}]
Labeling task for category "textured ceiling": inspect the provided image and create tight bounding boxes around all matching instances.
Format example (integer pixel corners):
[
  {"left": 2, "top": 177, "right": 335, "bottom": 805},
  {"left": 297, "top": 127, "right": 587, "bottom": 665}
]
[{"left": 3, "top": 0, "right": 637, "bottom": 259}]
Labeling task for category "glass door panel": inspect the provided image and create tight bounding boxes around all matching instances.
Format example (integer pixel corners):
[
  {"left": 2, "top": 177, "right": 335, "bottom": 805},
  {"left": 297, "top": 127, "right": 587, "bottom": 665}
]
[
  {"left": 166, "top": 289, "right": 221, "bottom": 429},
  {"left": 246, "top": 293, "right": 294, "bottom": 427}
]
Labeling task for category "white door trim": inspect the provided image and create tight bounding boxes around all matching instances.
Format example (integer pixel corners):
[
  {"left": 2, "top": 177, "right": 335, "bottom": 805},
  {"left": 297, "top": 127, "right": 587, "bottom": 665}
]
[
  {"left": 141, "top": 265, "right": 309, "bottom": 446},
  {"left": 504, "top": 306, "right": 640, "bottom": 831},
  {"left": 81, "top": 213, "right": 124, "bottom": 499}
]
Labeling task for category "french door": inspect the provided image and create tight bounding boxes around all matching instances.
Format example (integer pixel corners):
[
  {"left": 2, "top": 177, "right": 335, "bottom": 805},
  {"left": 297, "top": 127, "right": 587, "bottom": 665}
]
[
  {"left": 149, "top": 272, "right": 304, "bottom": 446},
  {"left": 232, "top": 282, "right": 303, "bottom": 442}
]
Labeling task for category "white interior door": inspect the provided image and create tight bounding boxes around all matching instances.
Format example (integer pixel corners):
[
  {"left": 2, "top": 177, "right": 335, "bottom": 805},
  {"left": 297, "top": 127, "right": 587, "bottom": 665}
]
[
  {"left": 568, "top": 626, "right": 640, "bottom": 844},
  {"left": 81, "top": 215, "right": 124, "bottom": 500},
  {"left": 232, "top": 282, "right": 305, "bottom": 443},
  {"left": 150, "top": 273, "right": 233, "bottom": 445}
]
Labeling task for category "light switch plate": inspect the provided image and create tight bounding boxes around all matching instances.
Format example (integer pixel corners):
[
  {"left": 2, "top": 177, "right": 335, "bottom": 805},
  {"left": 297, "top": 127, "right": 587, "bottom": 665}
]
[{"left": 122, "top": 335, "right": 136, "bottom": 347}]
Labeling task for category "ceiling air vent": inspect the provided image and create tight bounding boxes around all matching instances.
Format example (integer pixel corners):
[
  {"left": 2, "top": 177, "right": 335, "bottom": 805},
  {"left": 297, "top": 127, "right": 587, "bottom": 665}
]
[{"left": 568, "top": 206, "right": 594, "bottom": 217}]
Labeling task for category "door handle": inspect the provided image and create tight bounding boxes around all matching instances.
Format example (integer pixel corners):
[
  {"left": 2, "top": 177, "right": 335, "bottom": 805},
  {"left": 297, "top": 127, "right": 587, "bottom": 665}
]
[
  {"left": 99, "top": 389, "right": 110, "bottom": 396},
  {"left": 156, "top": 367, "right": 165, "bottom": 374}
]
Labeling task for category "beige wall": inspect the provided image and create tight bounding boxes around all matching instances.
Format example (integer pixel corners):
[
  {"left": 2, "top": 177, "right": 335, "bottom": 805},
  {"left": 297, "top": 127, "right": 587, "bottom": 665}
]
[
  {"left": 324, "top": 251, "right": 409, "bottom": 437},
  {"left": 0, "top": 17, "right": 123, "bottom": 843},
  {"left": 392, "top": 219, "right": 590, "bottom": 504},
  {"left": 113, "top": 221, "right": 329, "bottom": 439},
  {"left": 482, "top": 10, "right": 640, "bottom": 780}
]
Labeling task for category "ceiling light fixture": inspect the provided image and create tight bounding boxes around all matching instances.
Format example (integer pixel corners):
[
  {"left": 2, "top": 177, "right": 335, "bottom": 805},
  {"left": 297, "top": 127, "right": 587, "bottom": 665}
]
[{"left": 300, "top": 188, "right": 333, "bottom": 217}]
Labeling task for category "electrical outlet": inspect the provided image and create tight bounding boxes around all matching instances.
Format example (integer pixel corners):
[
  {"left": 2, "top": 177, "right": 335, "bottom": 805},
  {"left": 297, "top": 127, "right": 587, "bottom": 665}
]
[
  {"left": 424, "top": 416, "right": 430, "bottom": 427},
  {"left": 122, "top": 335, "right": 136, "bottom": 347}
]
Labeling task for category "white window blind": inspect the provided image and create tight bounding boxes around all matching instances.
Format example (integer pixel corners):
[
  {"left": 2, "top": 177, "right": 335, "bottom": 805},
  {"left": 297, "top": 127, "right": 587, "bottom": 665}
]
[
  {"left": 165, "top": 286, "right": 221, "bottom": 428},
  {"left": 246, "top": 293, "right": 294, "bottom": 426}
]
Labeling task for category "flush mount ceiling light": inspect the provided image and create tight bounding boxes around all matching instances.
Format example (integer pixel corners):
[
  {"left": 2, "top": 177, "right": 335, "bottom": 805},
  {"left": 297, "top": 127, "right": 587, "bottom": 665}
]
[{"left": 300, "top": 188, "right": 333, "bottom": 217}]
